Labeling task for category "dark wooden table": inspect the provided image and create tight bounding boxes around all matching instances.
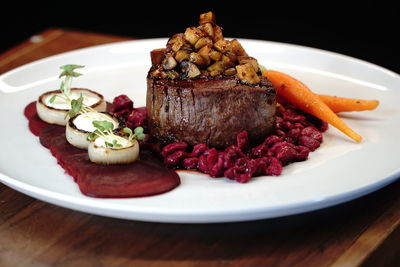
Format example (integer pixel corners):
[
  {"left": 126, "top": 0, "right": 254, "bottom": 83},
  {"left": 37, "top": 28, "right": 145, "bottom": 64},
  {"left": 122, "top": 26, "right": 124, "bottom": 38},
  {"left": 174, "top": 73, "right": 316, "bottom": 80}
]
[{"left": 1, "top": 29, "right": 399, "bottom": 267}]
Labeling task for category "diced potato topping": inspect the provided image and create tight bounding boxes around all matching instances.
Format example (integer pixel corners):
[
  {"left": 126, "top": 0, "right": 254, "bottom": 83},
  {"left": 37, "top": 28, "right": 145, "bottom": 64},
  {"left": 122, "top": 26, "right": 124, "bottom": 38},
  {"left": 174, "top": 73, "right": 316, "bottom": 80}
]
[
  {"left": 213, "top": 39, "right": 230, "bottom": 53},
  {"left": 190, "top": 52, "right": 207, "bottom": 66},
  {"left": 175, "top": 49, "right": 190, "bottom": 62},
  {"left": 199, "top": 11, "right": 216, "bottom": 25},
  {"left": 238, "top": 56, "right": 259, "bottom": 72},
  {"left": 150, "top": 48, "right": 166, "bottom": 65},
  {"left": 181, "top": 61, "right": 201, "bottom": 78},
  {"left": 184, "top": 27, "right": 205, "bottom": 45},
  {"left": 198, "top": 45, "right": 211, "bottom": 65},
  {"left": 207, "top": 61, "right": 225, "bottom": 72},
  {"left": 230, "top": 39, "right": 248, "bottom": 56},
  {"left": 236, "top": 63, "right": 261, "bottom": 84},
  {"left": 224, "top": 67, "right": 237, "bottom": 76},
  {"left": 149, "top": 11, "right": 262, "bottom": 85},
  {"left": 209, "top": 49, "right": 222, "bottom": 61},
  {"left": 162, "top": 56, "right": 177, "bottom": 70},
  {"left": 194, "top": 37, "right": 213, "bottom": 50},
  {"left": 198, "top": 23, "right": 214, "bottom": 38},
  {"left": 167, "top": 33, "right": 188, "bottom": 52},
  {"left": 213, "top": 25, "right": 224, "bottom": 42}
]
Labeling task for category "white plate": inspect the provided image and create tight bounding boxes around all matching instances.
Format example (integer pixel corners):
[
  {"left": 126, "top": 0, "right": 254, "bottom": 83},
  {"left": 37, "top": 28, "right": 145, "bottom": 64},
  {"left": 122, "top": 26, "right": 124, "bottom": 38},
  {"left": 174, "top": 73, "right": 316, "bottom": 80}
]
[{"left": 0, "top": 38, "right": 399, "bottom": 223}]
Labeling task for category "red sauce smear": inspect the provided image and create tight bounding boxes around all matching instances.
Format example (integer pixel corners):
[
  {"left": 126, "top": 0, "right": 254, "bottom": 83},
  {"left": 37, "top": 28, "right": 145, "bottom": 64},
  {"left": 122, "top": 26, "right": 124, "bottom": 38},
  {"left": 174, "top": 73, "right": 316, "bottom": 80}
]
[{"left": 24, "top": 102, "right": 180, "bottom": 198}]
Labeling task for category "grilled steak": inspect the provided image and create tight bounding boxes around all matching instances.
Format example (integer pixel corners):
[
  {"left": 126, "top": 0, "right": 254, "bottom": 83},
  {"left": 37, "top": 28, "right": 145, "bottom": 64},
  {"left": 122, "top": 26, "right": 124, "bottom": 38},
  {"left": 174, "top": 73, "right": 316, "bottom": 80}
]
[
  {"left": 147, "top": 74, "right": 276, "bottom": 147},
  {"left": 146, "top": 11, "right": 277, "bottom": 148}
]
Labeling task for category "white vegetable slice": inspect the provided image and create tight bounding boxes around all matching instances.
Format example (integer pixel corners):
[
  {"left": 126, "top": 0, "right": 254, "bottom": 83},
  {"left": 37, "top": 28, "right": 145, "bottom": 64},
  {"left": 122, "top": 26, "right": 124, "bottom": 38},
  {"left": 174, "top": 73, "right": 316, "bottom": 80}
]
[
  {"left": 66, "top": 112, "right": 119, "bottom": 150},
  {"left": 88, "top": 137, "right": 139, "bottom": 165},
  {"left": 36, "top": 88, "right": 106, "bottom": 126}
]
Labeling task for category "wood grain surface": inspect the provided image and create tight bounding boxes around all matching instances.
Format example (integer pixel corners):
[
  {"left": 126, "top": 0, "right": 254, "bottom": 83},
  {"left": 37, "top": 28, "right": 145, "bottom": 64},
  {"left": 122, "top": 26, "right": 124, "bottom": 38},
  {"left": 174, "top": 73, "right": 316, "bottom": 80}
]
[{"left": 0, "top": 29, "right": 399, "bottom": 267}]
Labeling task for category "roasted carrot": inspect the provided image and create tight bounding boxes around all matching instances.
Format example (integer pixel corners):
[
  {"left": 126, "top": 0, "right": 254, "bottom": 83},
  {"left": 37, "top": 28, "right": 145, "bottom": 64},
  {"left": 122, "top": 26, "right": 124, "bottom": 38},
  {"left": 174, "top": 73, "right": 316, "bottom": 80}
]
[
  {"left": 263, "top": 70, "right": 362, "bottom": 142},
  {"left": 317, "top": 94, "right": 379, "bottom": 113}
]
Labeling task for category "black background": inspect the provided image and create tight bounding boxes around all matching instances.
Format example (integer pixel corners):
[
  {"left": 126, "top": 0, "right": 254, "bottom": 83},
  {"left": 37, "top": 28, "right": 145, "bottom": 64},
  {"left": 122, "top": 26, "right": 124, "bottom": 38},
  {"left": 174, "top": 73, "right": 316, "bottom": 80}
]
[{"left": 1, "top": 3, "right": 398, "bottom": 74}]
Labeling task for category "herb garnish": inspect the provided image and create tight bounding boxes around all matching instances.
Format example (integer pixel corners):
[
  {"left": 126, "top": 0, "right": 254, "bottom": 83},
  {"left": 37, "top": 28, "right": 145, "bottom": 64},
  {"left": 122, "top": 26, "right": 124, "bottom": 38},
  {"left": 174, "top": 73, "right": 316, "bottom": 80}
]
[
  {"left": 59, "top": 64, "right": 84, "bottom": 96},
  {"left": 123, "top": 126, "right": 146, "bottom": 142},
  {"left": 48, "top": 64, "right": 87, "bottom": 118},
  {"left": 87, "top": 121, "right": 145, "bottom": 148}
]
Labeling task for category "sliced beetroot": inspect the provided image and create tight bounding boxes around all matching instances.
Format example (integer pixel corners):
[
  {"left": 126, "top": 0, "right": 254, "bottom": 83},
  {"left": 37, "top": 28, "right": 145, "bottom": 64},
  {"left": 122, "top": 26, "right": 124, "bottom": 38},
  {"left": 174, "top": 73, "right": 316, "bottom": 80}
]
[
  {"left": 25, "top": 102, "right": 52, "bottom": 137},
  {"left": 77, "top": 151, "right": 180, "bottom": 198},
  {"left": 39, "top": 125, "right": 65, "bottom": 148},
  {"left": 26, "top": 102, "right": 180, "bottom": 198},
  {"left": 28, "top": 114, "right": 51, "bottom": 137},
  {"left": 24, "top": 101, "right": 37, "bottom": 120}
]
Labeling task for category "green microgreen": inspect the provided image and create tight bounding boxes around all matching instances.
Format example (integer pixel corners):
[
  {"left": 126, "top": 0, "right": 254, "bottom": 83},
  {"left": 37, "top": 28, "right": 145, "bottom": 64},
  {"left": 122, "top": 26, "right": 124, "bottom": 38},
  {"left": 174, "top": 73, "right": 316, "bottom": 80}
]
[
  {"left": 66, "top": 93, "right": 84, "bottom": 118},
  {"left": 123, "top": 126, "right": 146, "bottom": 142},
  {"left": 59, "top": 64, "right": 84, "bottom": 79},
  {"left": 50, "top": 64, "right": 86, "bottom": 109},
  {"left": 87, "top": 120, "right": 124, "bottom": 148},
  {"left": 92, "top": 120, "right": 114, "bottom": 132},
  {"left": 49, "top": 94, "right": 57, "bottom": 104}
]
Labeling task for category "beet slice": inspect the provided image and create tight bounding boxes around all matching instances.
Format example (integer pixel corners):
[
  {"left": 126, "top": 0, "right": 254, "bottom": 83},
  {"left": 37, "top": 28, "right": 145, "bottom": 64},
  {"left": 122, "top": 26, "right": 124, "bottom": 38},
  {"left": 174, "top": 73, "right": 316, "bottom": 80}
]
[
  {"left": 26, "top": 102, "right": 180, "bottom": 198},
  {"left": 24, "top": 101, "right": 37, "bottom": 120},
  {"left": 76, "top": 151, "right": 180, "bottom": 198},
  {"left": 25, "top": 102, "right": 51, "bottom": 136},
  {"left": 39, "top": 125, "right": 65, "bottom": 148}
]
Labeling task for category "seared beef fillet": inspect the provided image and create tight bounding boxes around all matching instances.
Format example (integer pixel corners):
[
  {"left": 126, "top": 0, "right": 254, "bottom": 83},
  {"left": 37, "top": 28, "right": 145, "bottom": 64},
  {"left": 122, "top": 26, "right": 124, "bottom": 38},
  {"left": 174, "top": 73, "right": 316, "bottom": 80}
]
[{"left": 147, "top": 75, "right": 276, "bottom": 148}]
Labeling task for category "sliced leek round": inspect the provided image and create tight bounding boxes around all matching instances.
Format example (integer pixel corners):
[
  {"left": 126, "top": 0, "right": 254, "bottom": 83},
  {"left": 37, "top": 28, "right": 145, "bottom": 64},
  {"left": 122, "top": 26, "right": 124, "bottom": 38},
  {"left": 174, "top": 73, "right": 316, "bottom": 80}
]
[
  {"left": 88, "top": 137, "right": 139, "bottom": 165},
  {"left": 66, "top": 112, "right": 119, "bottom": 150},
  {"left": 36, "top": 88, "right": 106, "bottom": 125}
]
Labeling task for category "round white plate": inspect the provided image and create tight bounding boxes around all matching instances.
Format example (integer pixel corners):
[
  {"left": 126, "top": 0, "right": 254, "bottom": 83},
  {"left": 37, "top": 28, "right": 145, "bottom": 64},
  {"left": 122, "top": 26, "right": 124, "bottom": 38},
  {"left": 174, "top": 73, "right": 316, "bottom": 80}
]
[{"left": 0, "top": 38, "right": 399, "bottom": 223}]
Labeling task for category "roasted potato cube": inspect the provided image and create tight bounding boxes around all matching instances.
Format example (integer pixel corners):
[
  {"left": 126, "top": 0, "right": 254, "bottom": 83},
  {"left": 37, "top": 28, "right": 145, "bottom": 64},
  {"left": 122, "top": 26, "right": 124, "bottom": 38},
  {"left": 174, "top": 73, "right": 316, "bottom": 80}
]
[
  {"left": 209, "top": 49, "right": 222, "bottom": 61},
  {"left": 150, "top": 67, "right": 168, "bottom": 79},
  {"left": 198, "top": 45, "right": 211, "bottom": 65},
  {"left": 236, "top": 63, "right": 260, "bottom": 84},
  {"left": 175, "top": 49, "right": 190, "bottom": 62},
  {"left": 225, "top": 52, "right": 238, "bottom": 64},
  {"left": 150, "top": 48, "right": 166, "bottom": 65},
  {"left": 194, "top": 37, "right": 213, "bottom": 50},
  {"left": 198, "top": 23, "right": 214, "bottom": 38},
  {"left": 238, "top": 56, "right": 259, "bottom": 72},
  {"left": 167, "top": 33, "right": 187, "bottom": 52},
  {"left": 214, "top": 39, "right": 230, "bottom": 53},
  {"left": 209, "top": 70, "right": 222, "bottom": 77},
  {"left": 230, "top": 39, "right": 248, "bottom": 56},
  {"left": 181, "top": 60, "right": 201, "bottom": 78},
  {"left": 213, "top": 25, "right": 224, "bottom": 42},
  {"left": 199, "top": 11, "right": 216, "bottom": 25},
  {"left": 162, "top": 55, "right": 177, "bottom": 70},
  {"left": 207, "top": 61, "right": 225, "bottom": 72},
  {"left": 221, "top": 54, "right": 235, "bottom": 68},
  {"left": 224, "top": 67, "right": 237, "bottom": 76},
  {"left": 189, "top": 52, "right": 207, "bottom": 66},
  {"left": 184, "top": 27, "right": 205, "bottom": 45}
]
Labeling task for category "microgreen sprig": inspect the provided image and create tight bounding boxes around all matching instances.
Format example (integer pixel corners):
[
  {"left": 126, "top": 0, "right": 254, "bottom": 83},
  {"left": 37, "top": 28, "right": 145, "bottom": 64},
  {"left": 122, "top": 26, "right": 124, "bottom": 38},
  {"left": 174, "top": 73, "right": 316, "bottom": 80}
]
[
  {"left": 123, "top": 127, "right": 146, "bottom": 142},
  {"left": 59, "top": 64, "right": 84, "bottom": 97},
  {"left": 87, "top": 121, "right": 146, "bottom": 149},
  {"left": 49, "top": 64, "right": 88, "bottom": 118},
  {"left": 87, "top": 120, "right": 122, "bottom": 148}
]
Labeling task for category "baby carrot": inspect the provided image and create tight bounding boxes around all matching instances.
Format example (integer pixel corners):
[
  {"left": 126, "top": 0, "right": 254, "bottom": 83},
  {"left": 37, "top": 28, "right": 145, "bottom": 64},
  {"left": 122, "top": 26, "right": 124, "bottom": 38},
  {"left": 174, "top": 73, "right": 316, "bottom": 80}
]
[
  {"left": 317, "top": 94, "right": 379, "bottom": 113},
  {"left": 263, "top": 70, "right": 362, "bottom": 142}
]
